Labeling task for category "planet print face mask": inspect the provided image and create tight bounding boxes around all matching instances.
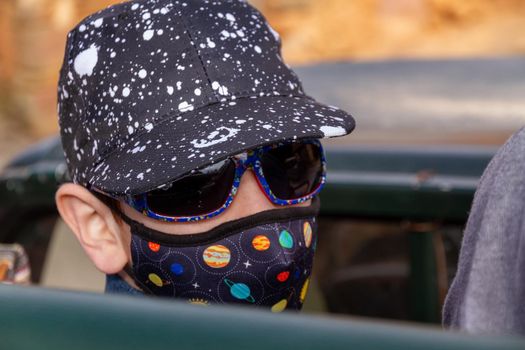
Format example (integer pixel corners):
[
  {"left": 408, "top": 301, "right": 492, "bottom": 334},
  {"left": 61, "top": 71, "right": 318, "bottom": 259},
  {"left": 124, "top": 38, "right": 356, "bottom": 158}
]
[{"left": 118, "top": 198, "right": 320, "bottom": 312}]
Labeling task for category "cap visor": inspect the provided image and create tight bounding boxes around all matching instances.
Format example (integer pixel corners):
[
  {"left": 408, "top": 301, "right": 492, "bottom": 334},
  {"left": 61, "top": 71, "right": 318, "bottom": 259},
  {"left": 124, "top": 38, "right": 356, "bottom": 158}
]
[{"left": 90, "top": 95, "right": 355, "bottom": 195}]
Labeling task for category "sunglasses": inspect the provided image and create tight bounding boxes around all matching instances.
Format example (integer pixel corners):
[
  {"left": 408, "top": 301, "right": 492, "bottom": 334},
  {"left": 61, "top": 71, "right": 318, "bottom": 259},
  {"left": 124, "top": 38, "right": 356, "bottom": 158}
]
[{"left": 94, "top": 140, "right": 326, "bottom": 222}]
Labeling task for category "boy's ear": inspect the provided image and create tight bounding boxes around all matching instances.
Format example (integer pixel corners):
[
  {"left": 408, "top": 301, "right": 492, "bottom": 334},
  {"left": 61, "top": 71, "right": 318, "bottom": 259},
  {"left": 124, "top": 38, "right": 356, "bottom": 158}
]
[{"left": 55, "top": 183, "right": 129, "bottom": 274}]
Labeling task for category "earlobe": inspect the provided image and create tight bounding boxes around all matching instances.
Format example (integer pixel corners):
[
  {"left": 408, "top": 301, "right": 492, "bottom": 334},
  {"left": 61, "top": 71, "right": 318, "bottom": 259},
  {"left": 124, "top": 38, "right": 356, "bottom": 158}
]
[{"left": 55, "top": 184, "right": 129, "bottom": 274}]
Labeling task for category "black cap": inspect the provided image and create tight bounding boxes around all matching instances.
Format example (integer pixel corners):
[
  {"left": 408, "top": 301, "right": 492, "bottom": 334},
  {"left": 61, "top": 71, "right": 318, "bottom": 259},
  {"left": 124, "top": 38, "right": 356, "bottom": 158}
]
[{"left": 58, "top": 0, "right": 355, "bottom": 195}]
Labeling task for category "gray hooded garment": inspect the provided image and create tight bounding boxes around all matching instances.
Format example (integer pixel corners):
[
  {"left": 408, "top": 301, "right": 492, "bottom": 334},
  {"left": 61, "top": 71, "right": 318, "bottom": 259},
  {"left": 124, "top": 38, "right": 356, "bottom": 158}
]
[{"left": 443, "top": 127, "right": 525, "bottom": 335}]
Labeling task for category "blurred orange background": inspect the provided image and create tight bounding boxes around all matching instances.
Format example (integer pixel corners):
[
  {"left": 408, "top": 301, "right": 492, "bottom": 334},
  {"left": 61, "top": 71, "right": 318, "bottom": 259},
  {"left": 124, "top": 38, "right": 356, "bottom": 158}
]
[{"left": 0, "top": 0, "right": 524, "bottom": 163}]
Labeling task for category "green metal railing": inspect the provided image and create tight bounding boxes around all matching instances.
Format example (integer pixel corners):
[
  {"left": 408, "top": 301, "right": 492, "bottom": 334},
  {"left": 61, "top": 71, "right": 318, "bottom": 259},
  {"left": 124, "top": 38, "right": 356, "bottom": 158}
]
[
  {"left": 1, "top": 284, "right": 524, "bottom": 350},
  {"left": 322, "top": 145, "right": 492, "bottom": 221},
  {"left": 0, "top": 139, "right": 495, "bottom": 218}
]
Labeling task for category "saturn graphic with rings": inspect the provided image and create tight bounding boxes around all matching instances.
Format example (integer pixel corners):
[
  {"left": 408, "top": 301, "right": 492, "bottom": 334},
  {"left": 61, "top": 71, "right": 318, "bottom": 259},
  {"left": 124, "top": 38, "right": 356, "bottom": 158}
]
[{"left": 223, "top": 279, "right": 256, "bottom": 303}]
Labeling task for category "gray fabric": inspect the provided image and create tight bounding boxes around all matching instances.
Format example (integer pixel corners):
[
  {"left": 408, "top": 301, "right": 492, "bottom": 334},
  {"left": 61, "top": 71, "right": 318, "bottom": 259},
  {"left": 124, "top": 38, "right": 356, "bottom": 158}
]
[{"left": 443, "top": 127, "right": 525, "bottom": 335}]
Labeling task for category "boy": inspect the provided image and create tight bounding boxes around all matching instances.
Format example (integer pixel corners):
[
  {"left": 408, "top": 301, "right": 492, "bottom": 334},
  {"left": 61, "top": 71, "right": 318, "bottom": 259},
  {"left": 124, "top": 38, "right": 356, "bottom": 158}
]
[{"left": 56, "top": 0, "right": 354, "bottom": 310}]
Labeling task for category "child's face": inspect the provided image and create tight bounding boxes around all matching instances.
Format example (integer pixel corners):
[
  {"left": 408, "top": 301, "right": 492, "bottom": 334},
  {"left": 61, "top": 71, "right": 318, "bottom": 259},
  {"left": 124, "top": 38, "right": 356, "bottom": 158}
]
[
  {"left": 115, "top": 170, "right": 318, "bottom": 302},
  {"left": 55, "top": 168, "right": 311, "bottom": 278}
]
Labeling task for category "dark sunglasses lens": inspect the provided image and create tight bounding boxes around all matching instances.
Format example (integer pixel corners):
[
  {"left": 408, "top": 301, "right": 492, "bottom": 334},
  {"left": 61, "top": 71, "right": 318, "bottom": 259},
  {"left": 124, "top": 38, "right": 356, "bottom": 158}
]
[
  {"left": 144, "top": 159, "right": 236, "bottom": 217},
  {"left": 260, "top": 142, "right": 324, "bottom": 200}
]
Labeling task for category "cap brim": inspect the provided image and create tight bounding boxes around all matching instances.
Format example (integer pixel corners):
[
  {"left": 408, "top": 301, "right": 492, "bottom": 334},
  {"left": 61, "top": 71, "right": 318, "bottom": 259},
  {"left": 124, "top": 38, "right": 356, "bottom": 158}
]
[{"left": 89, "top": 95, "right": 355, "bottom": 195}]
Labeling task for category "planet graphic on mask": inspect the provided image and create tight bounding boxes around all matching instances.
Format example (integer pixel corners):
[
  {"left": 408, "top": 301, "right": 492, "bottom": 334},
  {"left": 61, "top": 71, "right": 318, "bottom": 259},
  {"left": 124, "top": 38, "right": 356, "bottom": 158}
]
[
  {"left": 223, "top": 279, "right": 256, "bottom": 303},
  {"left": 148, "top": 241, "right": 161, "bottom": 252},
  {"left": 203, "top": 245, "right": 231, "bottom": 268},
  {"left": 276, "top": 271, "right": 290, "bottom": 282},
  {"left": 148, "top": 273, "right": 164, "bottom": 287},
  {"left": 252, "top": 235, "right": 270, "bottom": 251},
  {"left": 279, "top": 230, "right": 294, "bottom": 249},
  {"left": 170, "top": 263, "right": 184, "bottom": 276},
  {"left": 188, "top": 298, "right": 210, "bottom": 306},
  {"left": 300, "top": 278, "right": 310, "bottom": 303},
  {"left": 271, "top": 299, "right": 288, "bottom": 313},
  {"left": 303, "top": 222, "right": 312, "bottom": 248}
]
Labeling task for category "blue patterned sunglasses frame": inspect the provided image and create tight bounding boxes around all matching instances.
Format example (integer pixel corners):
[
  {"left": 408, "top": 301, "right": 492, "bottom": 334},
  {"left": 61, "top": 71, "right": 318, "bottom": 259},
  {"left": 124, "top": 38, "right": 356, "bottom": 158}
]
[{"left": 93, "top": 139, "right": 326, "bottom": 222}]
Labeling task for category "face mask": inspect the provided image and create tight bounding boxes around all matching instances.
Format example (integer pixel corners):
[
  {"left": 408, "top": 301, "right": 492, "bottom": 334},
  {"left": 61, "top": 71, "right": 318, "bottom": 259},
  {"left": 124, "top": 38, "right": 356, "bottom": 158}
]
[{"left": 117, "top": 198, "right": 320, "bottom": 312}]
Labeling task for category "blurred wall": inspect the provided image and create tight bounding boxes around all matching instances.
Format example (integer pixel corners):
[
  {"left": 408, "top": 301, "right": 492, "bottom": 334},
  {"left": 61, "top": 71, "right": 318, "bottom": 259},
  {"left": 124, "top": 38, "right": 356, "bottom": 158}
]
[
  {"left": 0, "top": 0, "right": 115, "bottom": 138},
  {"left": 0, "top": 0, "right": 524, "bottom": 142},
  {"left": 257, "top": 0, "right": 525, "bottom": 63}
]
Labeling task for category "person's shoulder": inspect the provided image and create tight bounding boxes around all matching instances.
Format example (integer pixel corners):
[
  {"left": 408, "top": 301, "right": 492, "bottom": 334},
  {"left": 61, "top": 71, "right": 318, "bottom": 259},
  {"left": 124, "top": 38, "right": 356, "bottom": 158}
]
[
  {"left": 496, "top": 126, "right": 525, "bottom": 162},
  {"left": 480, "top": 126, "right": 525, "bottom": 186},
  {"left": 442, "top": 126, "right": 525, "bottom": 334}
]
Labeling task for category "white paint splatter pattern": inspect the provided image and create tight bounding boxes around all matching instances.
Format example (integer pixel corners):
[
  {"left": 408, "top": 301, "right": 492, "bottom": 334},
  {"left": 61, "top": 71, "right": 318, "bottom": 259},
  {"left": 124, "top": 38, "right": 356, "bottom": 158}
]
[
  {"left": 178, "top": 101, "right": 194, "bottom": 112},
  {"left": 73, "top": 45, "right": 99, "bottom": 77},
  {"left": 320, "top": 126, "right": 347, "bottom": 137},
  {"left": 143, "top": 29, "right": 154, "bottom": 41},
  {"left": 191, "top": 127, "right": 241, "bottom": 148},
  {"left": 93, "top": 18, "right": 103, "bottom": 28},
  {"left": 57, "top": 0, "right": 353, "bottom": 195}
]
